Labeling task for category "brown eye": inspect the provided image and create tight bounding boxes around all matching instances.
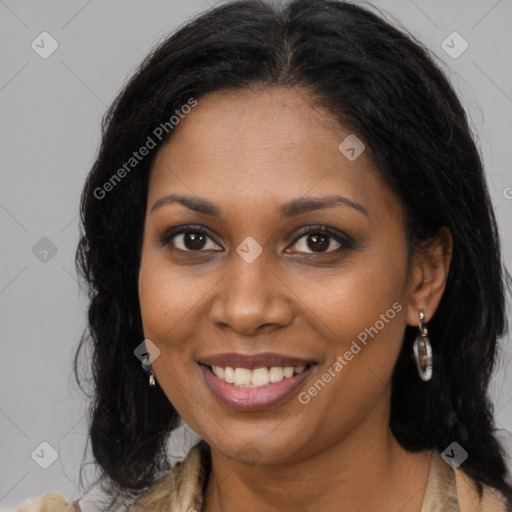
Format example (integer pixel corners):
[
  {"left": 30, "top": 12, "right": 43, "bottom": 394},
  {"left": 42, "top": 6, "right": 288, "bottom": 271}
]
[
  {"left": 181, "top": 232, "right": 208, "bottom": 250},
  {"left": 305, "top": 233, "right": 332, "bottom": 252},
  {"left": 159, "top": 226, "right": 222, "bottom": 252},
  {"left": 287, "top": 227, "right": 349, "bottom": 254}
]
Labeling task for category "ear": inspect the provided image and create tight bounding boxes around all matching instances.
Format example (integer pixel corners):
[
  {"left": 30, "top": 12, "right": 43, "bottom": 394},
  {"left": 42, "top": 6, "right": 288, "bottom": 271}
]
[{"left": 406, "top": 227, "right": 453, "bottom": 326}]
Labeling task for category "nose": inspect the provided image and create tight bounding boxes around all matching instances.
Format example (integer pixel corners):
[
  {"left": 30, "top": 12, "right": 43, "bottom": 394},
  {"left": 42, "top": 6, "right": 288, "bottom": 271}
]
[{"left": 208, "top": 253, "right": 295, "bottom": 336}]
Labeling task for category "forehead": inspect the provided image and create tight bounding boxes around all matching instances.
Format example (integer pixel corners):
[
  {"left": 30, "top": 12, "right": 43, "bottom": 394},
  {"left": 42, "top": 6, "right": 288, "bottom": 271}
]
[{"left": 148, "top": 86, "right": 399, "bottom": 221}]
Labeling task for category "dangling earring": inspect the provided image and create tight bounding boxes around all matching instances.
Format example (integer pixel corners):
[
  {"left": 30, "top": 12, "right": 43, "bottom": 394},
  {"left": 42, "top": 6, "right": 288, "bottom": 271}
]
[
  {"left": 149, "top": 369, "right": 156, "bottom": 386},
  {"left": 413, "top": 311, "right": 433, "bottom": 381}
]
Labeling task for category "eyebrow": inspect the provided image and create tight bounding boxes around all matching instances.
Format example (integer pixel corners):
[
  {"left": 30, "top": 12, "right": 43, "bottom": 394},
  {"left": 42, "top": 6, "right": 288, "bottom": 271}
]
[{"left": 150, "top": 193, "right": 369, "bottom": 219}]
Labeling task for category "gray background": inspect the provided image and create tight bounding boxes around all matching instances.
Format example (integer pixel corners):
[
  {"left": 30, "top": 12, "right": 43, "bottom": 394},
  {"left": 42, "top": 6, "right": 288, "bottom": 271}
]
[{"left": 1, "top": 0, "right": 511, "bottom": 510}]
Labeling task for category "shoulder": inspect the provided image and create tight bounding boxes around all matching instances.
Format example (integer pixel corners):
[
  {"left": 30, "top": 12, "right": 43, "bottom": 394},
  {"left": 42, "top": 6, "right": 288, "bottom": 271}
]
[
  {"left": 453, "top": 467, "right": 511, "bottom": 512},
  {"left": 5, "top": 491, "right": 81, "bottom": 512},
  {"left": 128, "top": 440, "right": 209, "bottom": 511}
]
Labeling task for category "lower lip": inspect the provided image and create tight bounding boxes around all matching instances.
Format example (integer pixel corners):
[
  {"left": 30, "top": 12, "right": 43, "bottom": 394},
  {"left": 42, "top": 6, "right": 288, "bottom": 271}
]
[{"left": 199, "top": 363, "right": 315, "bottom": 411}]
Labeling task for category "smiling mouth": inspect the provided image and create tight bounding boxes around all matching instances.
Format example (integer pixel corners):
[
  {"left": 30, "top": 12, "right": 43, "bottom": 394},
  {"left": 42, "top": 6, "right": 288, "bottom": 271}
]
[
  {"left": 200, "top": 362, "right": 316, "bottom": 388},
  {"left": 198, "top": 360, "right": 318, "bottom": 411}
]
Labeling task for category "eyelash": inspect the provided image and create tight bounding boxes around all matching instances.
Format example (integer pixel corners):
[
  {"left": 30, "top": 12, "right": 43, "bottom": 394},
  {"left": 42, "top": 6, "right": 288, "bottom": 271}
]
[{"left": 157, "top": 224, "right": 353, "bottom": 255}]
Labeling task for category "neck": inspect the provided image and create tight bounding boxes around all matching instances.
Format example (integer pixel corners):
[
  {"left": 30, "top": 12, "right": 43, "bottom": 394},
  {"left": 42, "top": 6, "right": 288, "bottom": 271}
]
[{"left": 202, "top": 403, "right": 431, "bottom": 512}]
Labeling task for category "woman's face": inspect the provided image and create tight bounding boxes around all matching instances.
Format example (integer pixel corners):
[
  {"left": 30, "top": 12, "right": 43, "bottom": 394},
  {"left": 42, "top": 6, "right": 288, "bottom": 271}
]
[{"left": 138, "top": 86, "right": 420, "bottom": 465}]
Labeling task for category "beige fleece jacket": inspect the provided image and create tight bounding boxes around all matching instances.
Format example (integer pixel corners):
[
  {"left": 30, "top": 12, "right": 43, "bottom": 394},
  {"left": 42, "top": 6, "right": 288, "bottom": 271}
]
[{"left": 6, "top": 442, "right": 510, "bottom": 511}]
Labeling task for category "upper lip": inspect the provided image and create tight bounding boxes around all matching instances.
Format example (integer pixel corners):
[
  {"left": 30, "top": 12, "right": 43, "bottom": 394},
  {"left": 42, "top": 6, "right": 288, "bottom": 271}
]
[{"left": 198, "top": 352, "right": 317, "bottom": 369}]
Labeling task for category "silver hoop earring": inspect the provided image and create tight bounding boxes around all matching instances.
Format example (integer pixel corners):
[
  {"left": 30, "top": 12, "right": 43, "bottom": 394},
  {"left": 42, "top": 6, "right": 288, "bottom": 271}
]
[
  {"left": 413, "top": 311, "right": 433, "bottom": 381},
  {"left": 149, "top": 369, "right": 156, "bottom": 387}
]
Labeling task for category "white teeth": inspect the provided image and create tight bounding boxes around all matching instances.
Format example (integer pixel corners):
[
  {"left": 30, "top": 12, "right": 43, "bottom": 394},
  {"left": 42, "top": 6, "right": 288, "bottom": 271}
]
[
  {"left": 269, "top": 367, "right": 284, "bottom": 383},
  {"left": 211, "top": 364, "right": 309, "bottom": 387},
  {"left": 213, "top": 366, "right": 225, "bottom": 379},
  {"left": 283, "top": 367, "right": 294, "bottom": 378},
  {"left": 252, "top": 367, "right": 269, "bottom": 386},
  {"left": 224, "top": 367, "right": 235, "bottom": 384},
  {"left": 234, "top": 368, "right": 252, "bottom": 386}
]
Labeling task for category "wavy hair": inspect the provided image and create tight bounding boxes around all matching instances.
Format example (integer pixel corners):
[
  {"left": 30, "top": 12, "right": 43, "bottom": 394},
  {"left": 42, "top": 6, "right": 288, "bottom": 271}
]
[{"left": 74, "top": 0, "right": 512, "bottom": 508}]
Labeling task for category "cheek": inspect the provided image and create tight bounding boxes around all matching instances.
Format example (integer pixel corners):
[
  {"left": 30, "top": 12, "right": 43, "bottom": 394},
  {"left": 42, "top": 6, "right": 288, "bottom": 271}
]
[
  {"left": 295, "top": 277, "right": 407, "bottom": 444},
  {"left": 286, "top": 245, "right": 409, "bottom": 409},
  {"left": 137, "top": 248, "right": 193, "bottom": 372},
  {"left": 138, "top": 254, "right": 204, "bottom": 414},
  {"left": 326, "top": 253, "right": 407, "bottom": 396},
  {"left": 138, "top": 261, "right": 175, "bottom": 340},
  {"left": 137, "top": 245, "right": 221, "bottom": 404},
  {"left": 287, "top": 247, "right": 407, "bottom": 343},
  {"left": 138, "top": 246, "right": 206, "bottom": 340}
]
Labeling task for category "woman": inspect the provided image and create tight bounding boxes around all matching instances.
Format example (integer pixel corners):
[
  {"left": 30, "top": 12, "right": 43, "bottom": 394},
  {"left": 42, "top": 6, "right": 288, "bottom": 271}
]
[{"left": 10, "top": 0, "right": 512, "bottom": 510}]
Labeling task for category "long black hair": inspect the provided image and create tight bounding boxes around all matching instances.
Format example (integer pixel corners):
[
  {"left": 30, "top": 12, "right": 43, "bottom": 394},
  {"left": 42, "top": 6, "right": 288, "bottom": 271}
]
[{"left": 74, "top": 0, "right": 512, "bottom": 508}]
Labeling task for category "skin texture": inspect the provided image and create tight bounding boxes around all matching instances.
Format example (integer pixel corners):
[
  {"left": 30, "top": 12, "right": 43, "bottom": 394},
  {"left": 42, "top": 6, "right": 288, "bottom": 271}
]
[{"left": 138, "top": 86, "right": 453, "bottom": 512}]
